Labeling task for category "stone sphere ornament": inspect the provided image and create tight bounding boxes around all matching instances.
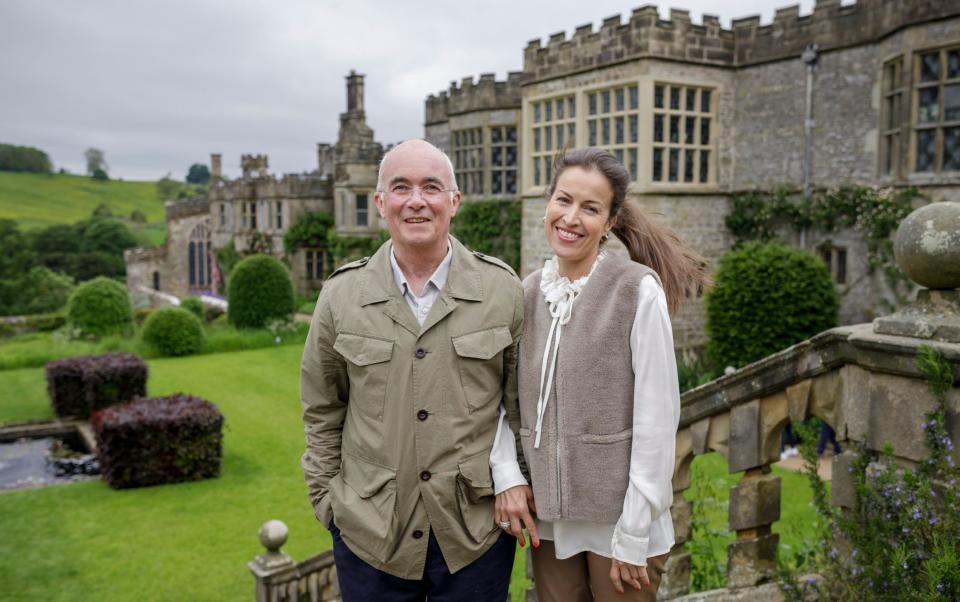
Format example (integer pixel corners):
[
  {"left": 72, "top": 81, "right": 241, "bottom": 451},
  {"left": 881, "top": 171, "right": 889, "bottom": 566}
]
[
  {"left": 258, "top": 519, "right": 289, "bottom": 552},
  {"left": 894, "top": 201, "right": 960, "bottom": 290}
]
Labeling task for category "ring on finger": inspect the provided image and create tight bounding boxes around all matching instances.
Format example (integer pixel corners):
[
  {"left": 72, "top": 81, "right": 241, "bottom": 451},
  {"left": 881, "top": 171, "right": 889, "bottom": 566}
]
[{"left": 499, "top": 521, "right": 511, "bottom": 529}]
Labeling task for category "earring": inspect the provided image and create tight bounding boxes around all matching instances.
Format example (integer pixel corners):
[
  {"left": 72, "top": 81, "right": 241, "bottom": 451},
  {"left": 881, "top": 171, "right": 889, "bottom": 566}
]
[{"left": 600, "top": 233, "right": 609, "bottom": 244}]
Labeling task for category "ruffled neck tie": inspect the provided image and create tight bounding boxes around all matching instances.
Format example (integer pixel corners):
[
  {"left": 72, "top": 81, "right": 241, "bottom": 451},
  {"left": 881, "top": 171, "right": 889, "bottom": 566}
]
[{"left": 533, "top": 253, "right": 604, "bottom": 448}]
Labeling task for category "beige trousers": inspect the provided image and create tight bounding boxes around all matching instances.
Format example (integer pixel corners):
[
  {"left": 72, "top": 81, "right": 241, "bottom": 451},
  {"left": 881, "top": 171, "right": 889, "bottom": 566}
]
[{"left": 530, "top": 540, "right": 670, "bottom": 602}]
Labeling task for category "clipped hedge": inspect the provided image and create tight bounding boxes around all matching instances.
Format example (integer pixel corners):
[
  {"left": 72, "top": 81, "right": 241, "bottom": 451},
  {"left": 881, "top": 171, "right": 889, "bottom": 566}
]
[
  {"left": 66, "top": 276, "right": 133, "bottom": 337},
  {"left": 451, "top": 199, "right": 522, "bottom": 271},
  {"left": 227, "top": 255, "right": 295, "bottom": 329},
  {"left": 45, "top": 353, "right": 147, "bottom": 419},
  {"left": 706, "top": 241, "right": 839, "bottom": 369},
  {"left": 142, "top": 307, "right": 205, "bottom": 357},
  {"left": 92, "top": 393, "right": 224, "bottom": 489},
  {"left": 179, "top": 296, "right": 204, "bottom": 321}
]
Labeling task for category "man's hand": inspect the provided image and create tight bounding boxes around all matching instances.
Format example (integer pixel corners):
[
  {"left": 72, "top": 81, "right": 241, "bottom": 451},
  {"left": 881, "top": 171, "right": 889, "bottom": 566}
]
[
  {"left": 610, "top": 558, "right": 650, "bottom": 594},
  {"left": 494, "top": 485, "right": 539, "bottom": 548}
]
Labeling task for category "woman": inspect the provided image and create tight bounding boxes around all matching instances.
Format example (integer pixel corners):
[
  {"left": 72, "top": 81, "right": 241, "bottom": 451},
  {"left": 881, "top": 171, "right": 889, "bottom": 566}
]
[{"left": 489, "top": 148, "right": 708, "bottom": 601}]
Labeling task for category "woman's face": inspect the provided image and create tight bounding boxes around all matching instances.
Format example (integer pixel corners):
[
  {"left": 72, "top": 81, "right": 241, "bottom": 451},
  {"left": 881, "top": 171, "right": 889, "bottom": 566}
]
[{"left": 544, "top": 166, "right": 614, "bottom": 270}]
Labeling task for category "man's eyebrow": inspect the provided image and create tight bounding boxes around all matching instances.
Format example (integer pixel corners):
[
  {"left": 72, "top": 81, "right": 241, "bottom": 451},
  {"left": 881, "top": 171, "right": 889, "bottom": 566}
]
[{"left": 388, "top": 176, "right": 411, "bottom": 186}]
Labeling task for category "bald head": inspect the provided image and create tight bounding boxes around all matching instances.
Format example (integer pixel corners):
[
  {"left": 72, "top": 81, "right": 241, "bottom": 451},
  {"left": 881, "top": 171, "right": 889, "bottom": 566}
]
[{"left": 377, "top": 139, "right": 458, "bottom": 193}]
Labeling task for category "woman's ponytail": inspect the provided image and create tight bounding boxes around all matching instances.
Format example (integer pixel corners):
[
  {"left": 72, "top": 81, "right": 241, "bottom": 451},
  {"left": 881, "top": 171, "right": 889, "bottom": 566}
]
[{"left": 610, "top": 202, "right": 710, "bottom": 315}]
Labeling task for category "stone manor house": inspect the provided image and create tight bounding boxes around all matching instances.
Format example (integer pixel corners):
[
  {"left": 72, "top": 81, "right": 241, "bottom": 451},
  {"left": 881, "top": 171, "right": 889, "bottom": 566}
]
[{"left": 127, "top": 0, "right": 960, "bottom": 350}]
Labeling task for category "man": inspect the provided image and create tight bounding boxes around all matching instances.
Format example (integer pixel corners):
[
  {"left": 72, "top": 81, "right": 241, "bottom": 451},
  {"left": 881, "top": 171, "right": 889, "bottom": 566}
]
[{"left": 300, "top": 139, "right": 524, "bottom": 600}]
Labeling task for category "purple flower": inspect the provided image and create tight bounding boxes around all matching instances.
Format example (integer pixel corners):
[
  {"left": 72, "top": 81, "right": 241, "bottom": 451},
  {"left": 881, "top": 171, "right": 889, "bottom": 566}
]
[
  {"left": 929, "top": 517, "right": 939, "bottom": 525},
  {"left": 902, "top": 527, "right": 910, "bottom": 533},
  {"left": 913, "top": 508, "right": 921, "bottom": 520}
]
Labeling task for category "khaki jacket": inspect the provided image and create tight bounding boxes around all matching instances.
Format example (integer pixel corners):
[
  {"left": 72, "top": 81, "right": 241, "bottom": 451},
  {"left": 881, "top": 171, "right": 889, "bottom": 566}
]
[{"left": 300, "top": 237, "right": 523, "bottom": 579}]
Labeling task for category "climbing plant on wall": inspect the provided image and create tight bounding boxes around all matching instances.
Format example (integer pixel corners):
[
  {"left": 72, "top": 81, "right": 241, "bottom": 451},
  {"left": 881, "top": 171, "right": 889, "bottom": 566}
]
[{"left": 726, "top": 186, "right": 921, "bottom": 304}]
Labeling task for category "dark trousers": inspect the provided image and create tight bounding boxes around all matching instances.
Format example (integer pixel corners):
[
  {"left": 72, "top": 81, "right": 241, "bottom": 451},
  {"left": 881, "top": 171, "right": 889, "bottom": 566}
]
[
  {"left": 331, "top": 523, "right": 515, "bottom": 602},
  {"left": 817, "top": 423, "right": 842, "bottom": 456}
]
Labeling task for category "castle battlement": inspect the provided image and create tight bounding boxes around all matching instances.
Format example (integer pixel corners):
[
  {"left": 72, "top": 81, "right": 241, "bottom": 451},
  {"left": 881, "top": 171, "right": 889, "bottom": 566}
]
[
  {"left": 523, "top": 5, "right": 733, "bottom": 83},
  {"left": 165, "top": 196, "right": 210, "bottom": 221},
  {"left": 425, "top": 71, "right": 523, "bottom": 124},
  {"left": 522, "top": 0, "right": 960, "bottom": 83}
]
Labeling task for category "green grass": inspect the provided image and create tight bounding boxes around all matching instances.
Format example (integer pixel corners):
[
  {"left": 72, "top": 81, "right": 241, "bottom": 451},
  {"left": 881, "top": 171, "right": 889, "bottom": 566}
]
[
  {"left": 0, "top": 347, "right": 820, "bottom": 601},
  {"left": 0, "top": 172, "right": 164, "bottom": 231},
  {"left": 0, "top": 322, "right": 308, "bottom": 371},
  {"left": 0, "top": 347, "right": 529, "bottom": 601}
]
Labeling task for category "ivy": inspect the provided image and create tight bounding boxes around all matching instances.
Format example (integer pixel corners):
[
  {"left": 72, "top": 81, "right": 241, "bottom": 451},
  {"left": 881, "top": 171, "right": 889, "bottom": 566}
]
[
  {"left": 451, "top": 199, "right": 521, "bottom": 271},
  {"left": 283, "top": 211, "right": 334, "bottom": 255},
  {"left": 727, "top": 186, "right": 921, "bottom": 306}
]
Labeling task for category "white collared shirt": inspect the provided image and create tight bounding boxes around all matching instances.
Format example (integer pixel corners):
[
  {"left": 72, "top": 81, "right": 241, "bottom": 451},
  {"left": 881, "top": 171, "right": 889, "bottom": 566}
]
[{"left": 389, "top": 242, "right": 453, "bottom": 326}]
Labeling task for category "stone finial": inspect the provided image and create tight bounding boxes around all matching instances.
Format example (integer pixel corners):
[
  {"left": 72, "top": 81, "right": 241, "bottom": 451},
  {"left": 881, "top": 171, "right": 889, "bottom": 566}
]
[
  {"left": 254, "top": 519, "right": 295, "bottom": 571},
  {"left": 874, "top": 202, "right": 960, "bottom": 342},
  {"left": 894, "top": 202, "right": 960, "bottom": 290}
]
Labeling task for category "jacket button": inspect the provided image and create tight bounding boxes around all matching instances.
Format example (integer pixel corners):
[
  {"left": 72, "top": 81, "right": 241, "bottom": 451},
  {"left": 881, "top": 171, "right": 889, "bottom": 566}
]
[
  {"left": 412, "top": 529, "right": 424, "bottom": 539},
  {"left": 420, "top": 470, "right": 431, "bottom": 481},
  {"left": 415, "top": 348, "right": 427, "bottom": 359},
  {"left": 417, "top": 409, "right": 429, "bottom": 421}
]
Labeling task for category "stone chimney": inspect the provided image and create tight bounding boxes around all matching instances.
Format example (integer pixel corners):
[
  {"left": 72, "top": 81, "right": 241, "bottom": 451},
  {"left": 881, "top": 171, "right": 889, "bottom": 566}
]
[
  {"left": 346, "top": 70, "right": 365, "bottom": 114},
  {"left": 210, "top": 153, "right": 222, "bottom": 180}
]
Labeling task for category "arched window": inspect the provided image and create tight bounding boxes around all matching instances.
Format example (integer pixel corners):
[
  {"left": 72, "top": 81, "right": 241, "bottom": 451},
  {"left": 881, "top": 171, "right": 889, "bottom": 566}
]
[{"left": 188, "top": 221, "right": 212, "bottom": 290}]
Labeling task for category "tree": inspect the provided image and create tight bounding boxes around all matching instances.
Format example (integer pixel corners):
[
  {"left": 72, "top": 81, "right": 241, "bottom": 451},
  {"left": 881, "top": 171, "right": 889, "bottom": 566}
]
[
  {"left": 186, "top": 163, "right": 210, "bottom": 184},
  {"left": 84, "top": 148, "right": 107, "bottom": 177},
  {"left": 81, "top": 219, "right": 138, "bottom": 257},
  {"left": 0, "top": 144, "right": 53, "bottom": 173},
  {"left": 156, "top": 173, "right": 181, "bottom": 201}
]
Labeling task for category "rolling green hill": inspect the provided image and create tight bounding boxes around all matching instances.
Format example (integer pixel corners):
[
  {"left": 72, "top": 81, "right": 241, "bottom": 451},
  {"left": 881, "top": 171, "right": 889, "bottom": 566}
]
[{"left": 0, "top": 172, "right": 167, "bottom": 245}]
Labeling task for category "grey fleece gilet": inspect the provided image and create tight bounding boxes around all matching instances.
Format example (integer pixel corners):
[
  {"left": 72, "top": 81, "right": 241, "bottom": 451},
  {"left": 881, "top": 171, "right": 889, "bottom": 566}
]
[{"left": 518, "top": 253, "right": 659, "bottom": 523}]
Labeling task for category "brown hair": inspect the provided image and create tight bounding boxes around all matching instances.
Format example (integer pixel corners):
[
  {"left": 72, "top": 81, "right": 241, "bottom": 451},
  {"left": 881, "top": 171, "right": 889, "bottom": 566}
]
[{"left": 547, "top": 147, "right": 710, "bottom": 315}]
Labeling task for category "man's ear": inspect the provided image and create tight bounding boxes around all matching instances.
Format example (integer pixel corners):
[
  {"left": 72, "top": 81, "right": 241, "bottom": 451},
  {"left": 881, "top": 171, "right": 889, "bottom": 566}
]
[
  {"left": 374, "top": 191, "right": 386, "bottom": 219},
  {"left": 450, "top": 191, "right": 462, "bottom": 218}
]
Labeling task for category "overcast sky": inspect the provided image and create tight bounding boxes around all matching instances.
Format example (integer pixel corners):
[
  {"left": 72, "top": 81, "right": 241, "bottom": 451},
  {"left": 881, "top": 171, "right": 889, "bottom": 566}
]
[{"left": 1, "top": 1, "right": 826, "bottom": 181}]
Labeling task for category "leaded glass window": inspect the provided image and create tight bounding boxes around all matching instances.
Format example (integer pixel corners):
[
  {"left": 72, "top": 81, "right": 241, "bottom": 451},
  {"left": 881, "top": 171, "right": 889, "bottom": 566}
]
[
  {"left": 914, "top": 46, "right": 960, "bottom": 173},
  {"left": 652, "top": 83, "right": 715, "bottom": 184},
  {"left": 585, "top": 84, "right": 640, "bottom": 181},
  {"left": 881, "top": 56, "right": 904, "bottom": 176},
  {"left": 490, "top": 126, "right": 518, "bottom": 195},
  {"left": 452, "top": 128, "right": 484, "bottom": 195},
  {"left": 530, "top": 95, "right": 575, "bottom": 186}
]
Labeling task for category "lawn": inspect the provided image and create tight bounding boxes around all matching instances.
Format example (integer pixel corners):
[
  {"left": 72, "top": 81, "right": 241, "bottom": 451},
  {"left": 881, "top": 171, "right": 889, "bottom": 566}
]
[
  {"left": 0, "top": 321, "right": 308, "bottom": 371},
  {"left": 0, "top": 345, "right": 821, "bottom": 601},
  {"left": 0, "top": 172, "right": 164, "bottom": 231}
]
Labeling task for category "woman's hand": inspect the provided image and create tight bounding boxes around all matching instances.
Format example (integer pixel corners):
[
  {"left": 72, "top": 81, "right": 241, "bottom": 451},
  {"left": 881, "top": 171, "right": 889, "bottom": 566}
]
[
  {"left": 494, "top": 485, "right": 539, "bottom": 548},
  {"left": 610, "top": 558, "right": 650, "bottom": 594}
]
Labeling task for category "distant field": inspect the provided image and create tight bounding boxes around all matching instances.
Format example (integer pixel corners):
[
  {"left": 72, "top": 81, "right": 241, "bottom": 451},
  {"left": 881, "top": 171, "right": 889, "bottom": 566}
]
[{"left": 0, "top": 172, "right": 166, "bottom": 242}]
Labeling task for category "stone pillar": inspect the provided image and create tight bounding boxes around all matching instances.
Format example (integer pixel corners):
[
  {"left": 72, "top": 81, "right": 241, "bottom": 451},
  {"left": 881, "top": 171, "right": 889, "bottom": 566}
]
[
  {"left": 346, "top": 70, "right": 365, "bottom": 114},
  {"left": 727, "top": 467, "right": 781, "bottom": 588},
  {"left": 248, "top": 520, "right": 296, "bottom": 602},
  {"left": 210, "top": 153, "right": 221, "bottom": 181}
]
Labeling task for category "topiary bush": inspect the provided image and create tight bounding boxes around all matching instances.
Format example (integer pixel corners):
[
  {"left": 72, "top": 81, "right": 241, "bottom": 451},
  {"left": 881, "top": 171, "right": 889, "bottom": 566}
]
[
  {"left": 66, "top": 276, "right": 133, "bottom": 337},
  {"left": 45, "top": 353, "right": 147, "bottom": 419},
  {"left": 227, "top": 254, "right": 295, "bottom": 329},
  {"left": 179, "top": 296, "right": 204, "bottom": 321},
  {"left": 142, "top": 307, "right": 205, "bottom": 357},
  {"left": 92, "top": 393, "right": 224, "bottom": 489},
  {"left": 706, "top": 241, "right": 838, "bottom": 369}
]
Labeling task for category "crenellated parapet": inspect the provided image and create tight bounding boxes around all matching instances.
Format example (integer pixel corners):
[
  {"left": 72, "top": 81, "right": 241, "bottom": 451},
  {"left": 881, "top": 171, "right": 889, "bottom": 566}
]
[
  {"left": 208, "top": 172, "right": 333, "bottom": 202},
  {"left": 523, "top": 6, "right": 732, "bottom": 84},
  {"left": 733, "top": 0, "right": 960, "bottom": 65},
  {"left": 522, "top": 0, "right": 960, "bottom": 83},
  {"left": 425, "top": 71, "right": 523, "bottom": 124},
  {"left": 165, "top": 196, "right": 209, "bottom": 221}
]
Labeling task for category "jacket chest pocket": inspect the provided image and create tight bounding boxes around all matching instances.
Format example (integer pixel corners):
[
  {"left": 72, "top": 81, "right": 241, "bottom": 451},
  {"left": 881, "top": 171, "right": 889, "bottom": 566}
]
[
  {"left": 334, "top": 333, "right": 394, "bottom": 420},
  {"left": 451, "top": 326, "right": 512, "bottom": 413}
]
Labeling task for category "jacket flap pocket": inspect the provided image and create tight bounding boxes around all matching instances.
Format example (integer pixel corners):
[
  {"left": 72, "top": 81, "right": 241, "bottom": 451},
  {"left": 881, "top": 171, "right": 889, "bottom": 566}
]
[
  {"left": 451, "top": 326, "right": 512, "bottom": 360},
  {"left": 576, "top": 428, "right": 633, "bottom": 444},
  {"left": 334, "top": 333, "right": 393, "bottom": 366},
  {"left": 457, "top": 450, "right": 493, "bottom": 488},
  {"left": 341, "top": 454, "right": 395, "bottom": 498}
]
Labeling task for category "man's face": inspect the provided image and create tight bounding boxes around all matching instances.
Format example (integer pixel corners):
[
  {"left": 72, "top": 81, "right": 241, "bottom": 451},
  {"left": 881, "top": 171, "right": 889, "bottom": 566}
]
[{"left": 375, "top": 141, "right": 460, "bottom": 252}]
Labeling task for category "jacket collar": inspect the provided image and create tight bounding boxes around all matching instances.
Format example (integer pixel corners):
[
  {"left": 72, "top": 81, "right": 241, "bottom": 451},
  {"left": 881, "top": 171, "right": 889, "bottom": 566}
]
[{"left": 359, "top": 236, "right": 483, "bottom": 307}]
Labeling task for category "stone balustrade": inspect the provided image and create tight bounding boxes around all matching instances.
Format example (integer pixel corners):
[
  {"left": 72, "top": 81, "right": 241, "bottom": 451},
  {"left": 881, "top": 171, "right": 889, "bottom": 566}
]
[{"left": 251, "top": 203, "right": 959, "bottom": 601}]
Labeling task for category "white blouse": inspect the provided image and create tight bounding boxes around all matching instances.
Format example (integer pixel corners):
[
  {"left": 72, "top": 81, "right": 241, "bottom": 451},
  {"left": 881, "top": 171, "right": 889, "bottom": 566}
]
[{"left": 489, "top": 259, "right": 681, "bottom": 565}]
